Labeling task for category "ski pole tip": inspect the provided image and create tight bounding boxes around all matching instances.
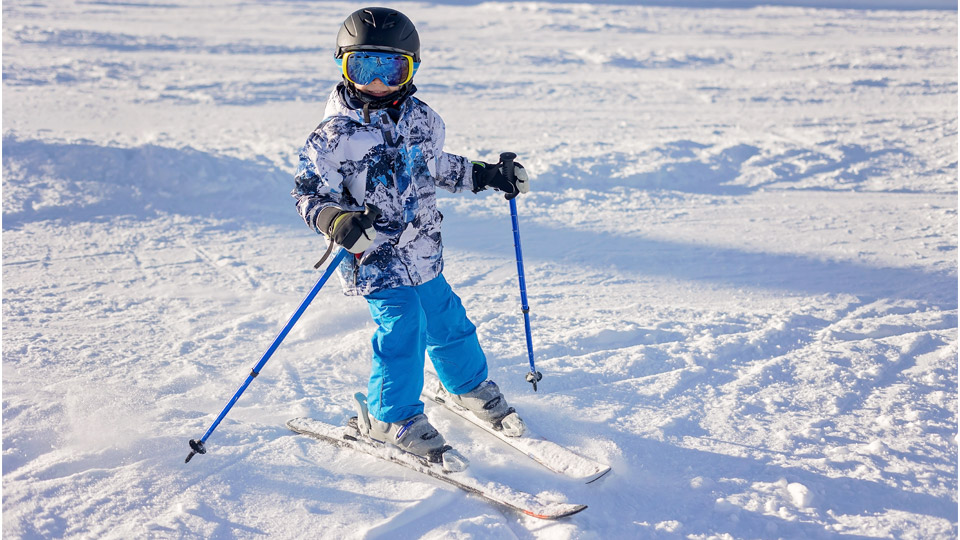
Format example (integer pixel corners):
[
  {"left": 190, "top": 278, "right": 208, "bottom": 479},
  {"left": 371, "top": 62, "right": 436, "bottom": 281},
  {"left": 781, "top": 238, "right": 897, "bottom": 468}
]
[
  {"left": 185, "top": 439, "right": 206, "bottom": 463},
  {"left": 526, "top": 371, "right": 543, "bottom": 392}
]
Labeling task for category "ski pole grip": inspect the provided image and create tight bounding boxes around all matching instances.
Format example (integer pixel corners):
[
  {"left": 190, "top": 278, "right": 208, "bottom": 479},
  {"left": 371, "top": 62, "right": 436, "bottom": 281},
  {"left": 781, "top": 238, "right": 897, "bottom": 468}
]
[
  {"left": 499, "top": 152, "right": 517, "bottom": 182},
  {"left": 363, "top": 203, "right": 382, "bottom": 221}
]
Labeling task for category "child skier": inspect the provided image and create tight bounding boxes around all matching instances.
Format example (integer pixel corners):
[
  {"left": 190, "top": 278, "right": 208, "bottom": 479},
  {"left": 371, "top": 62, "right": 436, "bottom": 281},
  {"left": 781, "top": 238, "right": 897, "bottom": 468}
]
[{"left": 292, "top": 7, "right": 529, "bottom": 471}]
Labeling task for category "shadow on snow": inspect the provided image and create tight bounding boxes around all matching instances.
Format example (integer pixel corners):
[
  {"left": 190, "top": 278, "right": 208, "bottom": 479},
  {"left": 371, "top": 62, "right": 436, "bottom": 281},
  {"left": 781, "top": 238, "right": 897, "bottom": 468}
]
[{"left": 1, "top": 136, "right": 298, "bottom": 230}]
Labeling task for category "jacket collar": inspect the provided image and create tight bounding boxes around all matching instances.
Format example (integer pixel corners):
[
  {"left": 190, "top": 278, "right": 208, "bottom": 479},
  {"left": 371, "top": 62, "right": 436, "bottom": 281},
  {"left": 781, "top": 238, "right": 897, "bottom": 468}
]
[{"left": 325, "top": 82, "right": 415, "bottom": 124}]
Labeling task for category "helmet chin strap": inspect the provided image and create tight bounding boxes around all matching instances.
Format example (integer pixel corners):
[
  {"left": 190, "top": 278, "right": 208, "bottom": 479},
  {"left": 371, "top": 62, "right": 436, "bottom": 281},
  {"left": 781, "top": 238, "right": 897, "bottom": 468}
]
[{"left": 344, "top": 80, "right": 414, "bottom": 123}]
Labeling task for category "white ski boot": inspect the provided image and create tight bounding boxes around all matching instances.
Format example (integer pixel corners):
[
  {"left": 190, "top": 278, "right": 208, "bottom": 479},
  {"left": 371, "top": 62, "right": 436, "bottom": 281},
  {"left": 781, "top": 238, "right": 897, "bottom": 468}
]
[
  {"left": 446, "top": 380, "right": 525, "bottom": 437},
  {"left": 353, "top": 393, "right": 469, "bottom": 472}
]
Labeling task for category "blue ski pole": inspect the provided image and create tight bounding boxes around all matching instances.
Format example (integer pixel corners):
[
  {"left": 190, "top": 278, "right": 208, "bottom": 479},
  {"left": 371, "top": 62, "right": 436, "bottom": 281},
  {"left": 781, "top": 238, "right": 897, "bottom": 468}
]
[
  {"left": 185, "top": 204, "right": 379, "bottom": 463},
  {"left": 500, "top": 152, "right": 542, "bottom": 391},
  {"left": 185, "top": 247, "right": 348, "bottom": 462}
]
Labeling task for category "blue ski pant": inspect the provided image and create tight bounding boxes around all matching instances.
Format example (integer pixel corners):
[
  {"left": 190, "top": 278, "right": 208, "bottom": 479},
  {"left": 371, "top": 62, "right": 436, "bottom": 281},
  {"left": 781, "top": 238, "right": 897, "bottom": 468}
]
[{"left": 364, "top": 273, "right": 488, "bottom": 423}]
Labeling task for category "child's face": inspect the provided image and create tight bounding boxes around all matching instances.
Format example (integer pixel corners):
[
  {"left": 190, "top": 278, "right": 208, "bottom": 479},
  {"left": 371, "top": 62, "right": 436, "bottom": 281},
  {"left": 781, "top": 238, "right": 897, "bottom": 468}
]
[{"left": 355, "top": 78, "right": 400, "bottom": 98}]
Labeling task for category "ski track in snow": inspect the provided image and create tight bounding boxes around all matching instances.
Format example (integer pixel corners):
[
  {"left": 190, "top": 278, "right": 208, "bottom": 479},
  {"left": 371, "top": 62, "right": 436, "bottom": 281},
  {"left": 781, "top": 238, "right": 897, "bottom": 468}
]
[{"left": 2, "top": 0, "right": 957, "bottom": 538}]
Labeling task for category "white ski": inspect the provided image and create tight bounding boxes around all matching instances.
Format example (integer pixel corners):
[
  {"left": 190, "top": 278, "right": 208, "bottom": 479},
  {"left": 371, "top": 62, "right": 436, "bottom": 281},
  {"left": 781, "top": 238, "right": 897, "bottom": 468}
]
[
  {"left": 286, "top": 417, "right": 587, "bottom": 520},
  {"left": 422, "top": 375, "right": 612, "bottom": 484}
]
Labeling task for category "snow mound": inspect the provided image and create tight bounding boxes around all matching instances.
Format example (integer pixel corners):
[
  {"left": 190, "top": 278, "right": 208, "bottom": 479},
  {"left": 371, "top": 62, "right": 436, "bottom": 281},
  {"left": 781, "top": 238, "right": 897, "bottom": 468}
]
[{"left": 2, "top": 136, "right": 292, "bottom": 228}]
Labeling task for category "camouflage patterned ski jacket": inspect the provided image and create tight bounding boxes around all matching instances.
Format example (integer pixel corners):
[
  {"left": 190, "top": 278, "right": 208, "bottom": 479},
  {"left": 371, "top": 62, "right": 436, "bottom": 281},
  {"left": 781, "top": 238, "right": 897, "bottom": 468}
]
[{"left": 293, "top": 85, "right": 475, "bottom": 296}]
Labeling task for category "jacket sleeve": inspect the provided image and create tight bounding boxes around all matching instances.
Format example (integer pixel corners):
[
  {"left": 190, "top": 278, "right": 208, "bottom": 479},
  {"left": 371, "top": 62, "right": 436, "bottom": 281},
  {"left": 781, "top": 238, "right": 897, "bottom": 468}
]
[
  {"left": 292, "top": 126, "right": 345, "bottom": 235},
  {"left": 436, "top": 151, "right": 474, "bottom": 194},
  {"left": 426, "top": 110, "right": 476, "bottom": 194}
]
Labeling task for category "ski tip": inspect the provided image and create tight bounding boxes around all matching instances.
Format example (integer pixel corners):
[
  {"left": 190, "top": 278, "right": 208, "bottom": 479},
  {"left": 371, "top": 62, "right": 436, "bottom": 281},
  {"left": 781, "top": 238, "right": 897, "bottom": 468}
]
[
  {"left": 584, "top": 466, "right": 612, "bottom": 484},
  {"left": 523, "top": 504, "right": 588, "bottom": 520}
]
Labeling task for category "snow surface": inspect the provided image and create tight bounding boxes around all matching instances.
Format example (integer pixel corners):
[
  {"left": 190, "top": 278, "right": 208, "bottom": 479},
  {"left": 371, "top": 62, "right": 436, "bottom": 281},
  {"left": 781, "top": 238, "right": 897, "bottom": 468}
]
[{"left": 2, "top": 0, "right": 957, "bottom": 538}]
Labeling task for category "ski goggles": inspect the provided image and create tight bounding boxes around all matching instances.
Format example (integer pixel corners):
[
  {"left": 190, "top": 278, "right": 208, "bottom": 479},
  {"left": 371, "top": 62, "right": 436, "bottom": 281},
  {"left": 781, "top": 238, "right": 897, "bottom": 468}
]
[{"left": 337, "top": 51, "right": 419, "bottom": 87}]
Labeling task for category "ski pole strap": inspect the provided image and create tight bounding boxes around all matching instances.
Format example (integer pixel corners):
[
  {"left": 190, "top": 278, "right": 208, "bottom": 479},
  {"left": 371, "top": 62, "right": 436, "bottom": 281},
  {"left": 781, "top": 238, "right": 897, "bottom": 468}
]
[{"left": 313, "top": 241, "right": 335, "bottom": 269}]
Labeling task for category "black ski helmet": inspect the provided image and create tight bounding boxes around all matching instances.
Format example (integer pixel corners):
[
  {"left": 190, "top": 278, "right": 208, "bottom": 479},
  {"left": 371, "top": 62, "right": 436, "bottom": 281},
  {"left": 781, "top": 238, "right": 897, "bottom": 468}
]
[{"left": 336, "top": 7, "right": 420, "bottom": 62}]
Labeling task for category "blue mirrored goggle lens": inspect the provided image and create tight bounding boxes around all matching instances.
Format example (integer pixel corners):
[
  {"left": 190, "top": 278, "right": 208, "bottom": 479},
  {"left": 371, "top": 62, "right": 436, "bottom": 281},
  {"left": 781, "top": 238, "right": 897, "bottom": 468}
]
[{"left": 344, "top": 52, "right": 413, "bottom": 87}]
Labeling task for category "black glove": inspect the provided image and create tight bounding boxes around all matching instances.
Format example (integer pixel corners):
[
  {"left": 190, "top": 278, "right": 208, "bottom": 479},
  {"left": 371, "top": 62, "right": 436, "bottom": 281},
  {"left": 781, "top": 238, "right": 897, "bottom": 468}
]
[
  {"left": 316, "top": 206, "right": 378, "bottom": 254},
  {"left": 472, "top": 159, "right": 530, "bottom": 200}
]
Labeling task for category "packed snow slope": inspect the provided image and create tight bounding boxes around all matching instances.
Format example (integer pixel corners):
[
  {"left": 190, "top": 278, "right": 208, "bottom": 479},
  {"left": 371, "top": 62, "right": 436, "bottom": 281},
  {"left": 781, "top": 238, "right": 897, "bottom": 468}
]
[{"left": 3, "top": 1, "right": 957, "bottom": 539}]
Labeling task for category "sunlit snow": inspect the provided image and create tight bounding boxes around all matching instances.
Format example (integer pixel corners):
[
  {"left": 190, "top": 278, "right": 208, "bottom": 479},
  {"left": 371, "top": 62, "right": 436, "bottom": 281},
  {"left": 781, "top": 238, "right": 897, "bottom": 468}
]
[{"left": 3, "top": 1, "right": 957, "bottom": 538}]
